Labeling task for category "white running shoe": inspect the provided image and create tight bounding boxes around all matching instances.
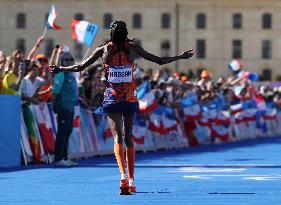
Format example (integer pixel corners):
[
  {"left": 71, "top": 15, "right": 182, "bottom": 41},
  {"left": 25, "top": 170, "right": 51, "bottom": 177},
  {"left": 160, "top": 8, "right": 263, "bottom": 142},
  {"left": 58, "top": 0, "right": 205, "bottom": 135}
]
[
  {"left": 121, "top": 173, "right": 128, "bottom": 180},
  {"left": 128, "top": 178, "right": 136, "bottom": 193},
  {"left": 54, "top": 160, "right": 72, "bottom": 167},
  {"left": 66, "top": 159, "right": 78, "bottom": 166}
]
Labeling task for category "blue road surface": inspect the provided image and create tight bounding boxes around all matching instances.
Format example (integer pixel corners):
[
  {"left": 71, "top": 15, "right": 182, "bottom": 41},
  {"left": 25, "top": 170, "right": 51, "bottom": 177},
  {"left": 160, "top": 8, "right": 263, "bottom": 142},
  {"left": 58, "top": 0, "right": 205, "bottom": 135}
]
[{"left": 1, "top": 137, "right": 281, "bottom": 205}]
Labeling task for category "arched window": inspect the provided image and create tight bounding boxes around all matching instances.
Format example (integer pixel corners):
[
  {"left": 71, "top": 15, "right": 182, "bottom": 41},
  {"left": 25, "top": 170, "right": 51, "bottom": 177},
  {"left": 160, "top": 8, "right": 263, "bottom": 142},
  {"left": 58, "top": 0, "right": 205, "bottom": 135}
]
[
  {"left": 133, "top": 13, "right": 142, "bottom": 29},
  {"left": 196, "top": 13, "right": 206, "bottom": 29},
  {"left": 196, "top": 39, "right": 206, "bottom": 59},
  {"left": 161, "top": 40, "right": 170, "bottom": 57},
  {"left": 262, "top": 69, "right": 272, "bottom": 81},
  {"left": 262, "top": 13, "right": 272, "bottom": 29},
  {"left": 232, "top": 39, "right": 242, "bottom": 59},
  {"left": 233, "top": 13, "right": 242, "bottom": 29},
  {"left": 161, "top": 13, "right": 171, "bottom": 29},
  {"left": 16, "top": 13, "right": 26, "bottom": 28},
  {"left": 262, "top": 40, "right": 272, "bottom": 59},
  {"left": 74, "top": 13, "right": 84, "bottom": 21},
  {"left": 104, "top": 13, "right": 113, "bottom": 29}
]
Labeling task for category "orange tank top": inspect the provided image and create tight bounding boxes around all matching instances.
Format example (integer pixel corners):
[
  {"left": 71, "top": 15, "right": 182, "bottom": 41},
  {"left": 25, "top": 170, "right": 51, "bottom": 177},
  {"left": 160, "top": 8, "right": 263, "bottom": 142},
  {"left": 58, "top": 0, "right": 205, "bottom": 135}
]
[{"left": 103, "top": 42, "right": 137, "bottom": 104}]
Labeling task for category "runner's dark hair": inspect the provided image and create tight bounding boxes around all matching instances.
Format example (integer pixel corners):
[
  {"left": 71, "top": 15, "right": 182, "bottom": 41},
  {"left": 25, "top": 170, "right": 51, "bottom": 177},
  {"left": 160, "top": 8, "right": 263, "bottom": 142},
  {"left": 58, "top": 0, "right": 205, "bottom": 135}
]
[{"left": 101, "top": 21, "right": 135, "bottom": 58}]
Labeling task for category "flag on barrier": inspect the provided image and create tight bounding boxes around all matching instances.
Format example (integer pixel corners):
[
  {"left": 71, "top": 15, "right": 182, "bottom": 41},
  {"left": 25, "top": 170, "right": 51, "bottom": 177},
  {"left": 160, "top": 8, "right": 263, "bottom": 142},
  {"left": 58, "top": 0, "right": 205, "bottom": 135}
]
[
  {"left": 33, "top": 104, "right": 55, "bottom": 153},
  {"left": 137, "top": 81, "right": 158, "bottom": 114},
  {"left": 22, "top": 104, "right": 42, "bottom": 162},
  {"left": 132, "top": 115, "right": 146, "bottom": 145},
  {"left": 162, "top": 107, "right": 178, "bottom": 134}
]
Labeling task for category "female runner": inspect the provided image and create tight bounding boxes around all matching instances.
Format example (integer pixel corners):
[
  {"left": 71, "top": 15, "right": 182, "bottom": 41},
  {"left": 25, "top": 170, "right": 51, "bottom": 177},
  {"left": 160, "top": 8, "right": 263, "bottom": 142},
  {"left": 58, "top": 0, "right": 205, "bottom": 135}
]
[{"left": 52, "top": 20, "right": 194, "bottom": 194}]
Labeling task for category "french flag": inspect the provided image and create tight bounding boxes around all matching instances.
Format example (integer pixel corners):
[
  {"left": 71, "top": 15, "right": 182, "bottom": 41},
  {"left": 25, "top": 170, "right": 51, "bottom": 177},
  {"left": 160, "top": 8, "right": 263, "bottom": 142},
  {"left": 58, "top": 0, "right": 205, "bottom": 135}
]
[
  {"left": 183, "top": 104, "right": 201, "bottom": 121},
  {"left": 71, "top": 19, "right": 100, "bottom": 47},
  {"left": 230, "top": 103, "right": 243, "bottom": 115},
  {"left": 148, "top": 106, "right": 166, "bottom": 135},
  {"left": 32, "top": 104, "right": 55, "bottom": 154},
  {"left": 132, "top": 115, "right": 146, "bottom": 145},
  {"left": 216, "top": 111, "right": 230, "bottom": 126},
  {"left": 256, "top": 94, "right": 267, "bottom": 110},
  {"left": 162, "top": 107, "right": 178, "bottom": 134},
  {"left": 137, "top": 81, "right": 158, "bottom": 114},
  {"left": 46, "top": 4, "right": 61, "bottom": 30},
  {"left": 263, "top": 109, "right": 277, "bottom": 120},
  {"left": 181, "top": 96, "right": 201, "bottom": 120},
  {"left": 211, "top": 125, "right": 229, "bottom": 142}
]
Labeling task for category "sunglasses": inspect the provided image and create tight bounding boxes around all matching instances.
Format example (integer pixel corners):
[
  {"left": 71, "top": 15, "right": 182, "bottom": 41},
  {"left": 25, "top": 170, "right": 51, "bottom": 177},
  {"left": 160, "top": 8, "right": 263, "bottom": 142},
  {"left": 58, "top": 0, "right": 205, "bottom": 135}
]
[
  {"left": 38, "top": 58, "right": 48, "bottom": 63},
  {"left": 63, "top": 58, "right": 74, "bottom": 62}
]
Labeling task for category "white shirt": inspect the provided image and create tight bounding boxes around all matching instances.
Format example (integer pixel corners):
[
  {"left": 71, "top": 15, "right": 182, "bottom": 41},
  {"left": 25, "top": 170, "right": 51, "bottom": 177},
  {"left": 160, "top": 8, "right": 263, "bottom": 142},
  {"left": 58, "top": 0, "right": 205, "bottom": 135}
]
[{"left": 21, "top": 76, "right": 44, "bottom": 97}]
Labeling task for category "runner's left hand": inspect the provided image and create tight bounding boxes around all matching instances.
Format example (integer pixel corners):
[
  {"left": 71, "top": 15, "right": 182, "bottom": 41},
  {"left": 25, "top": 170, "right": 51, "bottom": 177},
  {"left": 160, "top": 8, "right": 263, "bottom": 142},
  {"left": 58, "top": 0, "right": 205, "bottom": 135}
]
[
  {"left": 50, "top": 65, "right": 62, "bottom": 74},
  {"left": 180, "top": 49, "right": 195, "bottom": 59}
]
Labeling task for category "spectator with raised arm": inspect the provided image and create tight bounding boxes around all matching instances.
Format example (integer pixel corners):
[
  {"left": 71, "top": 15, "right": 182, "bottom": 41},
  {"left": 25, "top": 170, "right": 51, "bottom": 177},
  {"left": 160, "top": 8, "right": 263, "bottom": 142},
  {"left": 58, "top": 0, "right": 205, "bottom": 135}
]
[
  {"left": 52, "top": 51, "right": 78, "bottom": 167},
  {"left": 21, "top": 63, "right": 48, "bottom": 104}
]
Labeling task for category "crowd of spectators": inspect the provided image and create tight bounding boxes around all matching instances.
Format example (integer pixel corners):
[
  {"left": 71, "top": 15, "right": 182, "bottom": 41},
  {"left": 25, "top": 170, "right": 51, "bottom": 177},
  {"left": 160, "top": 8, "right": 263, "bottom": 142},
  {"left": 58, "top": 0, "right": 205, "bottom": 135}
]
[{"left": 1, "top": 36, "right": 281, "bottom": 111}]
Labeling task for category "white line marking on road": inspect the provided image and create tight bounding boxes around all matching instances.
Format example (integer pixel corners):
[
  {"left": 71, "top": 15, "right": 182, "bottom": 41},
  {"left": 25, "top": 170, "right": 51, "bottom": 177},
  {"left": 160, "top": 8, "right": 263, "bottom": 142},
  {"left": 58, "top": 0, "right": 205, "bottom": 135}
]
[
  {"left": 172, "top": 167, "right": 246, "bottom": 173},
  {"left": 244, "top": 176, "right": 281, "bottom": 181}
]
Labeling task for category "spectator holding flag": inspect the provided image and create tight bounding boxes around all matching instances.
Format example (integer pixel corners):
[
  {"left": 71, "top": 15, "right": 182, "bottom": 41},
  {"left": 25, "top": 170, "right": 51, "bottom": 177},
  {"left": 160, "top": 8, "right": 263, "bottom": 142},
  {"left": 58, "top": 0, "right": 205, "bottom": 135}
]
[{"left": 52, "top": 20, "right": 194, "bottom": 194}]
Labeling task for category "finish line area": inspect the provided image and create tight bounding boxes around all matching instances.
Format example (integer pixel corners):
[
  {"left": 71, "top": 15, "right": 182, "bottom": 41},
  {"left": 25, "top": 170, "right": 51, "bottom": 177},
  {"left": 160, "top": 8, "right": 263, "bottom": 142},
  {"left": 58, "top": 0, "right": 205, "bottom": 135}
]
[{"left": 1, "top": 137, "right": 281, "bottom": 205}]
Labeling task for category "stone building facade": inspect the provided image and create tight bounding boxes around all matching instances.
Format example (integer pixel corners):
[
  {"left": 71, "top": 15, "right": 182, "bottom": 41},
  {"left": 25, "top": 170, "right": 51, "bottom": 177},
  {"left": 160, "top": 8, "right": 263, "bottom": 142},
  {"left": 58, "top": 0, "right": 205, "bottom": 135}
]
[{"left": 0, "top": 0, "right": 281, "bottom": 79}]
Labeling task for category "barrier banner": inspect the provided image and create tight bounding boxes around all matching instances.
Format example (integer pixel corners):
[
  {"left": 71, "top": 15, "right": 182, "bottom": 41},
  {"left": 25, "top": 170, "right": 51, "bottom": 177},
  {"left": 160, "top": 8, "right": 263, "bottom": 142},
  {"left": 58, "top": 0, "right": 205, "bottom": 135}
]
[
  {"left": 0, "top": 95, "right": 21, "bottom": 167},
  {"left": 14, "top": 93, "right": 281, "bottom": 164}
]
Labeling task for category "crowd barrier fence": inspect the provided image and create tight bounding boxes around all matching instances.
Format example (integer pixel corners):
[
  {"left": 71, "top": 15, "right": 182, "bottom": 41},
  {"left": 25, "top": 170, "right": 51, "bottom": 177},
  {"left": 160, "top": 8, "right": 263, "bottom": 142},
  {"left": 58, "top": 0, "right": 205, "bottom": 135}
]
[{"left": 18, "top": 97, "right": 281, "bottom": 165}]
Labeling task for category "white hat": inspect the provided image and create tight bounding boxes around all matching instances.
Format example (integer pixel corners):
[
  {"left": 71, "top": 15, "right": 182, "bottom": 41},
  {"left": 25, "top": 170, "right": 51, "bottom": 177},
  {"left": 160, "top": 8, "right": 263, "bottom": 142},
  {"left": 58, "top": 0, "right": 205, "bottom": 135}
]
[{"left": 228, "top": 60, "right": 243, "bottom": 72}]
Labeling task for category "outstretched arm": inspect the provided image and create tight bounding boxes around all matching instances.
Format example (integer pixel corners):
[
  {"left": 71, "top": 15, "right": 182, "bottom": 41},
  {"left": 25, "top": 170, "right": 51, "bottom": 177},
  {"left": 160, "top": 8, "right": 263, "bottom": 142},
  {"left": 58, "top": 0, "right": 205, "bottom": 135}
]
[
  {"left": 27, "top": 36, "right": 45, "bottom": 60},
  {"left": 132, "top": 43, "right": 194, "bottom": 65},
  {"left": 52, "top": 46, "right": 104, "bottom": 73}
]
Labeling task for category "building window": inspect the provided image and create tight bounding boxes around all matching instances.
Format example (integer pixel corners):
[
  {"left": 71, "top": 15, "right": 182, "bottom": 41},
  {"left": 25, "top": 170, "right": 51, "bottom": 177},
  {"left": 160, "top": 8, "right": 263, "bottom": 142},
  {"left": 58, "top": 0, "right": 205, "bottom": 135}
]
[
  {"left": 16, "top": 13, "right": 26, "bottom": 28},
  {"left": 16, "top": 39, "right": 26, "bottom": 52},
  {"left": 262, "top": 40, "right": 272, "bottom": 59},
  {"left": 161, "top": 13, "right": 171, "bottom": 29},
  {"left": 262, "top": 69, "right": 272, "bottom": 81},
  {"left": 262, "top": 13, "right": 272, "bottom": 29},
  {"left": 232, "top": 40, "right": 242, "bottom": 59},
  {"left": 74, "top": 42, "right": 84, "bottom": 59},
  {"left": 132, "top": 13, "right": 142, "bottom": 29},
  {"left": 233, "top": 13, "right": 242, "bottom": 29},
  {"left": 161, "top": 40, "right": 170, "bottom": 57},
  {"left": 74, "top": 13, "right": 84, "bottom": 21},
  {"left": 196, "top": 39, "right": 206, "bottom": 59},
  {"left": 45, "top": 39, "right": 54, "bottom": 57},
  {"left": 196, "top": 13, "right": 206, "bottom": 29},
  {"left": 104, "top": 13, "right": 113, "bottom": 29}
]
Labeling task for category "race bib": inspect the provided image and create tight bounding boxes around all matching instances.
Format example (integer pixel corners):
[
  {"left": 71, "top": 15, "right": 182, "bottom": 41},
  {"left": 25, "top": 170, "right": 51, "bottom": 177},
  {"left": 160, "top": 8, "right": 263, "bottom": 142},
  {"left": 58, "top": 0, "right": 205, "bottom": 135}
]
[{"left": 108, "top": 65, "right": 133, "bottom": 83}]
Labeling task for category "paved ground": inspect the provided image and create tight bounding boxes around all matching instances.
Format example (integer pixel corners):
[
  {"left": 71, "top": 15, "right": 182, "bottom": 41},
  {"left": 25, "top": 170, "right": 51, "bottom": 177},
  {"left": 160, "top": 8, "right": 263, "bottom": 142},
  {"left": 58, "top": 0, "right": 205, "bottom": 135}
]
[{"left": 1, "top": 137, "right": 281, "bottom": 205}]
